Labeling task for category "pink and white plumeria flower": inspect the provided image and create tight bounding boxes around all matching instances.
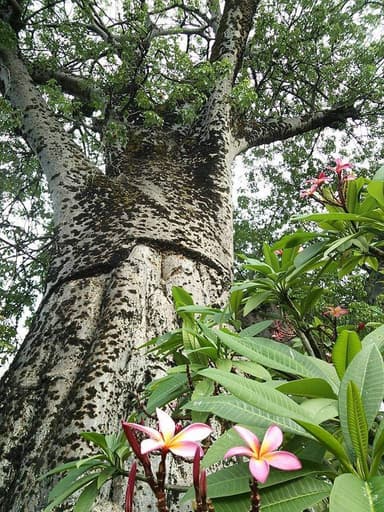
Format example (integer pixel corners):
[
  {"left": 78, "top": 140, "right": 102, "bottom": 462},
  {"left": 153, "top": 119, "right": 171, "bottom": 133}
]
[
  {"left": 125, "top": 408, "right": 212, "bottom": 458},
  {"left": 224, "top": 425, "right": 301, "bottom": 483},
  {"left": 328, "top": 158, "right": 352, "bottom": 176},
  {"left": 308, "top": 171, "right": 331, "bottom": 187}
]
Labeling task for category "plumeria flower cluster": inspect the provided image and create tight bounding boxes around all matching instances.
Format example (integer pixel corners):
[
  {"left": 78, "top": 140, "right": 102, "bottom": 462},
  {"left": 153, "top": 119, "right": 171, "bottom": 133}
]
[
  {"left": 300, "top": 158, "right": 356, "bottom": 203},
  {"left": 122, "top": 408, "right": 212, "bottom": 512},
  {"left": 122, "top": 410, "right": 301, "bottom": 512}
]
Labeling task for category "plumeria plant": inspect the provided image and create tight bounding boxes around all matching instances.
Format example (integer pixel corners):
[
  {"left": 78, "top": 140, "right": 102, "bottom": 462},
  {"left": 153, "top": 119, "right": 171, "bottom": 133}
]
[{"left": 40, "top": 159, "right": 384, "bottom": 512}]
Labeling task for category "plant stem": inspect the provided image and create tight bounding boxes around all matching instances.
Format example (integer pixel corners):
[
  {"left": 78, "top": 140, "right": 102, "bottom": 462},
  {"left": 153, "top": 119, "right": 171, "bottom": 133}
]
[
  {"left": 249, "top": 478, "right": 261, "bottom": 512},
  {"left": 156, "top": 453, "right": 169, "bottom": 512}
]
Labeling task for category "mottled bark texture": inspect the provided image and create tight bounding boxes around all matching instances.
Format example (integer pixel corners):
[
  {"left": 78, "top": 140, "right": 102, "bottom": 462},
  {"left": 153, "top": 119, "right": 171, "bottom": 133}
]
[{"left": 0, "top": 128, "right": 233, "bottom": 510}]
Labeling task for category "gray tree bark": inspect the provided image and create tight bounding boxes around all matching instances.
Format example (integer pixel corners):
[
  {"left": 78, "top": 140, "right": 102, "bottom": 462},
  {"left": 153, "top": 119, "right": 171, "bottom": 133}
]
[{"left": 0, "top": 121, "right": 234, "bottom": 510}]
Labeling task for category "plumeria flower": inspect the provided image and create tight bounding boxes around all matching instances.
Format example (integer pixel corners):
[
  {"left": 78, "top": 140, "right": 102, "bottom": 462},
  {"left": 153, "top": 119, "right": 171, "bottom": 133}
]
[
  {"left": 224, "top": 425, "right": 301, "bottom": 483},
  {"left": 308, "top": 171, "right": 331, "bottom": 187},
  {"left": 324, "top": 305, "right": 349, "bottom": 318},
  {"left": 124, "top": 408, "right": 212, "bottom": 458},
  {"left": 300, "top": 184, "right": 318, "bottom": 198},
  {"left": 328, "top": 158, "right": 352, "bottom": 176}
]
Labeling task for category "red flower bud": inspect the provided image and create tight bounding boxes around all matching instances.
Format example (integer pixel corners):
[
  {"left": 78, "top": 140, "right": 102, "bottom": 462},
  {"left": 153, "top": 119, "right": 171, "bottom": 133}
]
[{"left": 125, "top": 461, "right": 137, "bottom": 512}]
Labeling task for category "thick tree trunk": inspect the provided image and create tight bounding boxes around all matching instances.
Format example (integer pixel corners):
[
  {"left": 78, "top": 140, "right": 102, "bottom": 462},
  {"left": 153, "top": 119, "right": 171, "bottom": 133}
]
[{"left": 0, "top": 133, "right": 233, "bottom": 511}]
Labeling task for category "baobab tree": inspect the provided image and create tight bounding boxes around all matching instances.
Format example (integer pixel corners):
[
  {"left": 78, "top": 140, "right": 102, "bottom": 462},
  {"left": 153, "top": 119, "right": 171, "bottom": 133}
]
[{"left": 0, "top": 0, "right": 382, "bottom": 510}]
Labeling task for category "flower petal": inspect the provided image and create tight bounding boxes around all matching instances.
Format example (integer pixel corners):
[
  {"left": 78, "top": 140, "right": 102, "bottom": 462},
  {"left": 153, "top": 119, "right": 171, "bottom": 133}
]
[
  {"left": 249, "top": 458, "right": 270, "bottom": 483},
  {"left": 260, "top": 425, "right": 283, "bottom": 455},
  {"left": 125, "top": 422, "right": 162, "bottom": 440},
  {"left": 173, "top": 423, "right": 212, "bottom": 444},
  {"left": 233, "top": 425, "right": 260, "bottom": 454},
  {"left": 141, "top": 438, "right": 164, "bottom": 454},
  {"left": 264, "top": 450, "right": 302, "bottom": 471},
  {"left": 156, "top": 408, "right": 175, "bottom": 441},
  {"left": 224, "top": 446, "right": 254, "bottom": 459},
  {"left": 169, "top": 440, "right": 202, "bottom": 459}
]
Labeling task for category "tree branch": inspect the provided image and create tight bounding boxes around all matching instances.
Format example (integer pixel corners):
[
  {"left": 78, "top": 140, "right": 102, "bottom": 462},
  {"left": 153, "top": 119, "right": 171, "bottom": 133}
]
[
  {"left": 29, "top": 65, "right": 100, "bottom": 113},
  {"left": 194, "top": 0, "right": 259, "bottom": 142},
  {"left": 0, "top": 46, "right": 101, "bottom": 220},
  {"left": 233, "top": 104, "right": 360, "bottom": 154},
  {"left": 210, "top": 0, "right": 260, "bottom": 82}
]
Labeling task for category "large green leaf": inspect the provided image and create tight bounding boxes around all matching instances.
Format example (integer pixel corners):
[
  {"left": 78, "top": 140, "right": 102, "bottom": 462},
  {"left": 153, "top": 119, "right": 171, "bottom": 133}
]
[
  {"left": 185, "top": 395, "right": 311, "bottom": 440},
  {"left": 244, "top": 291, "right": 273, "bottom": 316},
  {"left": 215, "top": 330, "right": 335, "bottom": 387},
  {"left": 332, "top": 330, "right": 362, "bottom": 380},
  {"left": 211, "top": 476, "right": 331, "bottom": 512},
  {"left": 42, "top": 474, "right": 98, "bottom": 512},
  {"left": 277, "top": 378, "right": 336, "bottom": 399},
  {"left": 299, "top": 398, "right": 338, "bottom": 424},
  {"left": 183, "top": 461, "right": 327, "bottom": 502},
  {"left": 371, "top": 417, "right": 384, "bottom": 476},
  {"left": 260, "top": 476, "right": 331, "bottom": 512},
  {"left": 295, "top": 420, "right": 352, "bottom": 471},
  {"left": 362, "top": 324, "right": 384, "bottom": 352},
  {"left": 73, "top": 481, "right": 99, "bottom": 512},
  {"left": 339, "top": 345, "right": 384, "bottom": 455},
  {"left": 146, "top": 373, "right": 188, "bottom": 413},
  {"left": 330, "top": 474, "right": 384, "bottom": 511},
  {"left": 38, "top": 457, "right": 103, "bottom": 480},
  {"left": 232, "top": 359, "right": 272, "bottom": 381},
  {"left": 199, "top": 369, "right": 315, "bottom": 422},
  {"left": 367, "top": 181, "right": 384, "bottom": 209},
  {"left": 48, "top": 466, "right": 103, "bottom": 501},
  {"left": 347, "top": 381, "right": 369, "bottom": 478},
  {"left": 239, "top": 320, "right": 274, "bottom": 337}
]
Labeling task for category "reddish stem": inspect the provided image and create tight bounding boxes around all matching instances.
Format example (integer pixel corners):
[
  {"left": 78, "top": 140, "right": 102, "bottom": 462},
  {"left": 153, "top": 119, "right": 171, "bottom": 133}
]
[
  {"left": 155, "top": 453, "right": 169, "bottom": 512},
  {"left": 250, "top": 478, "right": 261, "bottom": 512}
]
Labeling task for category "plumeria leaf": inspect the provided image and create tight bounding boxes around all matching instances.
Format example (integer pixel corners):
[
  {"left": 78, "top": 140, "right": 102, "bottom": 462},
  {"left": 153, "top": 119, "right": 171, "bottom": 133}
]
[
  {"left": 339, "top": 345, "right": 384, "bottom": 456},
  {"left": 214, "top": 330, "right": 335, "bottom": 386},
  {"left": 243, "top": 291, "right": 273, "bottom": 316},
  {"left": 48, "top": 466, "right": 104, "bottom": 501},
  {"left": 198, "top": 369, "right": 314, "bottom": 422},
  {"left": 239, "top": 320, "right": 273, "bottom": 337},
  {"left": 190, "top": 378, "right": 214, "bottom": 423},
  {"left": 367, "top": 181, "right": 384, "bottom": 209},
  {"left": 210, "top": 476, "right": 331, "bottom": 512},
  {"left": 299, "top": 398, "right": 338, "bottom": 424},
  {"left": 332, "top": 330, "right": 362, "bottom": 379},
  {"left": 183, "top": 461, "right": 328, "bottom": 501},
  {"left": 295, "top": 420, "right": 352, "bottom": 471},
  {"left": 185, "top": 395, "right": 310, "bottom": 439},
  {"left": 346, "top": 381, "right": 369, "bottom": 478},
  {"left": 96, "top": 467, "right": 116, "bottom": 489},
  {"left": 232, "top": 360, "right": 272, "bottom": 381},
  {"left": 43, "top": 474, "right": 98, "bottom": 512},
  {"left": 330, "top": 474, "right": 384, "bottom": 512},
  {"left": 277, "top": 378, "right": 336, "bottom": 399},
  {"left": 80, "top": 432, "right": 109, "bottom": 453},
  {"left": 38, "top": 457, "right": 103, "bottom": 480},
  {"left": 73, "top": 480, "right": 99, "bottom": 512},
  {"left": 146, "top": 373, "right": 188, "bottom": 414},
  {"left": 373, "top": 418, "right": 384, "bottom": 458},
  {"left": 362, "top": 324, "right": 384, "bottom": 352}
]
